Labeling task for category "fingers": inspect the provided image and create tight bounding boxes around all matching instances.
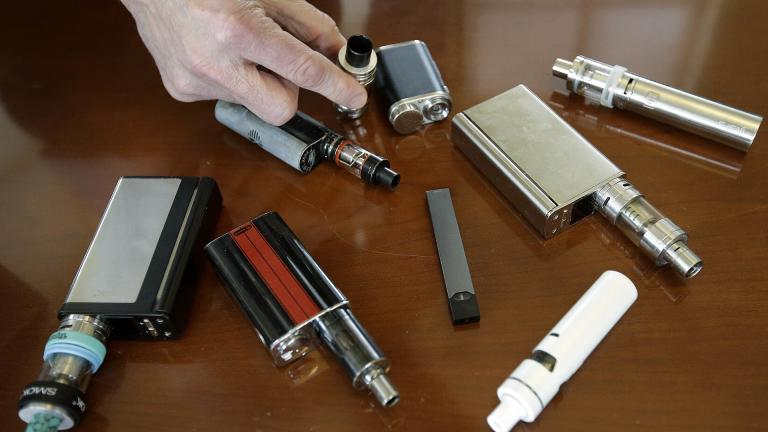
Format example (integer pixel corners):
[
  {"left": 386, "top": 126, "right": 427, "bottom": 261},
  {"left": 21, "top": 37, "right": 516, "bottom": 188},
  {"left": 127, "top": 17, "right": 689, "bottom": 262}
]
[
  {"left": 239, "top": 14, "right": 367, "bottom": 110},
  {"left": 261, "top": 0, "right": 345, "bottom": 58},
  {"left": 226, "top": 62, "right": 301, "bottom": 125}
]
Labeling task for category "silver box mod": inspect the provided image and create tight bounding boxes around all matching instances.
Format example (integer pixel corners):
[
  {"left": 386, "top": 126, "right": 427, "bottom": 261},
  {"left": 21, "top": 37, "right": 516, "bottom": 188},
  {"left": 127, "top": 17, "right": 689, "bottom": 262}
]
[
  {"left": 453, "top": 85, "right": 702, "bottom": 278},
  {"left": 453, "top": 85, "right": 620, "bottom": 239}
]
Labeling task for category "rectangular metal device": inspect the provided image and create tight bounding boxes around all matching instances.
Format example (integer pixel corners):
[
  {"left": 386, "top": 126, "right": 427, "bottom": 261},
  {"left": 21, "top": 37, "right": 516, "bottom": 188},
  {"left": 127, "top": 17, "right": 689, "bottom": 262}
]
[
  {"left": 426, "top": 188, "right": 479, "bottom": 324},
  {"left": 59, "top": 176, "right": 222, "bottom": 339},
  {"left": 451, "top": 85, "right": 624, "bottom": 239}
]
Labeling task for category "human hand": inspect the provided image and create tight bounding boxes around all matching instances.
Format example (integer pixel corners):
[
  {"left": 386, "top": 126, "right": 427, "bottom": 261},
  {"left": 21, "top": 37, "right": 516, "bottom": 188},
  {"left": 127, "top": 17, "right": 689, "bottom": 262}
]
[{"left": 121, "top": 0, "right": 366, "bottom": 125}]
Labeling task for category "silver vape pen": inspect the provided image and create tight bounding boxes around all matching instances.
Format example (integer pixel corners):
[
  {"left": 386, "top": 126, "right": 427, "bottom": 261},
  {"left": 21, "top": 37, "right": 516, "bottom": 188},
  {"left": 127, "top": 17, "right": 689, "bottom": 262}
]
[{"left": 553, "top": 55, "right": 763, "bottom": 152}]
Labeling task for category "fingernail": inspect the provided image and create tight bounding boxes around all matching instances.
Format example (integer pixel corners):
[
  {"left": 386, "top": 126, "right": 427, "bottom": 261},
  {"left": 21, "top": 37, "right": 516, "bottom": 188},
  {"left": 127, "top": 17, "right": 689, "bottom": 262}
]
[{"left": 350, "top": 91, "right": 367, "bottom": 109}]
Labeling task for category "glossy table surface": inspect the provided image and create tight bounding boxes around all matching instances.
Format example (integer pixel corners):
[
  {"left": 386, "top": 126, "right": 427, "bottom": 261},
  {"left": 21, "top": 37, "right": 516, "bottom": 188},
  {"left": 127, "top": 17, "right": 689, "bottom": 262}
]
[{"left": 2, "top": 1, "right": 767, "bottom": 431}]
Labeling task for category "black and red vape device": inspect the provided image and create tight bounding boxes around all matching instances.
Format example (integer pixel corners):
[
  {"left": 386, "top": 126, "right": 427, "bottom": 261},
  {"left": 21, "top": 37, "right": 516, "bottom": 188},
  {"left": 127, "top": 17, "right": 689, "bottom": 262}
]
[{"left": 205, "top": 212, "right": 399, "bottom": 407}]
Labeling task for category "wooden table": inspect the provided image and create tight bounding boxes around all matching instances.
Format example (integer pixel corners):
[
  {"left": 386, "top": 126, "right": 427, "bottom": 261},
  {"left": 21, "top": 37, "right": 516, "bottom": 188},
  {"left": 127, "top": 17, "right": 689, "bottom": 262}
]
[{"left": 2, "top": 1, "right": 767, "bottom": 430}]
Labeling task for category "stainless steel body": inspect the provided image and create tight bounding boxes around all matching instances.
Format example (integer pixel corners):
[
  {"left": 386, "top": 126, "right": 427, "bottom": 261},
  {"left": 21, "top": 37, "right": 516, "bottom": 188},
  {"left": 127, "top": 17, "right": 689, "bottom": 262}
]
[
  {"left": 452, "top": 85, "right": 702, "bottom": 278},
  {"left": 65, "top": 178, "right": 181, "bottom": 304},
  {"left": 553, "top": 56, "right": 763, "bottom": 151},
  {"left": 215, "top": 100, "right": 320, "bottom": 172},
  {"left": 453, "top": 85, "right": 622, "bottom": 239},
  {"left": 314, "top": 308, "right": 399, "bottom": 407},
  {"left": 375, "top": 41, "right": 451, "bottom": 134}
]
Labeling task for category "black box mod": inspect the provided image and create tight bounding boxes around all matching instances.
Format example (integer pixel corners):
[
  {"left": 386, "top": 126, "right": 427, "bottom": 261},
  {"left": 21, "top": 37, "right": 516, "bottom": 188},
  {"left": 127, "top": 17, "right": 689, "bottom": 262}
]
[
  {"left": 205, "top": 211, "right": 400, "bottom": 407},
  {"left": 58, "top": 176, "right": 222, "bottom": 339},
  {"left": 375, "top": 40, "right": 451, "bottom": 134}
]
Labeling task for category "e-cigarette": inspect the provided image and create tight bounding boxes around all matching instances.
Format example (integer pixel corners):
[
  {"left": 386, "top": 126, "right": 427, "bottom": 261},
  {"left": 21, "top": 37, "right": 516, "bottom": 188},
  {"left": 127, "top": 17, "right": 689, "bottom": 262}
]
[
  {"left": 205, "top": 212, "right": 399, "bottom": 407},
  {"left": 426, "top": 188, "right": 480, "bottom": 324},
  {"left": 335, "top": 35, "right": 377, "bottom": 119},
  {"left": 375, "top": 40, "right": 451, "bottom": 134},
  {"left": 18, "top": 176, "right": 221, "bottom": 431},
  {"left": 553, "top": 55, "right": 763, "bottom": 152},
  {"left": 453, "top": 85, "right": 702, "bottom": 278},
  {"left": 487, "top": 271, "right": 637, "bottom": 432},
  {"left": 215, "top": 101, "right": 400, "bottom": 189}
]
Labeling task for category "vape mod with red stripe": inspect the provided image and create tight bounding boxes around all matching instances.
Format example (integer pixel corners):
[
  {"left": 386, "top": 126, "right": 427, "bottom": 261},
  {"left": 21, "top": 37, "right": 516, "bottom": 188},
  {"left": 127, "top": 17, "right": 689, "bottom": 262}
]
[
  {"left": 205, "top": 212, "right": 400, "bottom": 407},
  {"left": 215, "top": 101, "right": 401, "bottom": 189}
]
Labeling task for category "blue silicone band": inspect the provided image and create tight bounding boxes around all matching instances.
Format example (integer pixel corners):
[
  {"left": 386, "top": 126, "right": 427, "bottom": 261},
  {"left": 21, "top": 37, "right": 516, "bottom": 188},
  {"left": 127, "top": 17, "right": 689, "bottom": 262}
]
[{"left": 43, "top": 331, "right": 107, "bottom": 373}]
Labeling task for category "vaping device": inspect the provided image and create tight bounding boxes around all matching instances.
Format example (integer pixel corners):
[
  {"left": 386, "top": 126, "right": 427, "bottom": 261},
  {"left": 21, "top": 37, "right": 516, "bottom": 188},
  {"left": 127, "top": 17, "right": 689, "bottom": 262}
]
[
  {"left": 335, "top": 34, "right": 377, "bottom": 119},
  {"left": 205, "top": 212, "right": 399, "bottom": 407},
  {"left": 426, "top": 188, "right": 480, "bottom": 324},
  {"left": 375, "top": 40, "right": 451, "bottom": 134},
  {"left": 487, "top": 271, "right": 637, "bottom": 432},
  {"left": 18, "top": 176, "right": 222, "bottom": 431},
  {"left": 452, "top": 85, "right": 702, "bottom": 278},
  {"left": 215, "top": 101, "right": 400, "bottom": 189},
  {"left": 553, "top": 55, "right": 763, "bottom": 152}
]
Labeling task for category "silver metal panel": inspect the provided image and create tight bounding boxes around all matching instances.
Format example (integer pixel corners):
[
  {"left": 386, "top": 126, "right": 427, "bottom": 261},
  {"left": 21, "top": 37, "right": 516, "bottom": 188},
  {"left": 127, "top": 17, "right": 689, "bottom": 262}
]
[
  {"left": 461, "top": 85, "right": 621, "bottom": 205},
  {"left": 66, "top": 177, "right": 181, "bottom": 303}
]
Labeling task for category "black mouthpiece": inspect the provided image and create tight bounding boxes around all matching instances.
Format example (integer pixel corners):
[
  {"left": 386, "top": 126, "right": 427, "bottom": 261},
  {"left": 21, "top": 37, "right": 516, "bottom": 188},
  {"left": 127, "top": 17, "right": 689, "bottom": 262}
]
[
  {"left": 345, "top": 35, "right": 373, "bottom": 68},
  {"left": 374, "top": 166, "right": 400, "bottom": 189}
]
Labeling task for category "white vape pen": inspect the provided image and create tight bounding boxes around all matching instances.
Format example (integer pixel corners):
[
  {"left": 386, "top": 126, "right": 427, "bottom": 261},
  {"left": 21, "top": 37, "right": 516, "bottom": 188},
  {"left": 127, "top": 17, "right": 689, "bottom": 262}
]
[{"left": 487, "top": 270, "right": 637, "bottom": 431}]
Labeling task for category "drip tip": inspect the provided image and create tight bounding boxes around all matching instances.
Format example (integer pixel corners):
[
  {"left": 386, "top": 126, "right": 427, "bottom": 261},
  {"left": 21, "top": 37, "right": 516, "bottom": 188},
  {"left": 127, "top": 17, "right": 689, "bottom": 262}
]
[
  {"left": 368, "top": 374, "right": 400, "bottom": 407},
  {"left": 345, "top": 35, "right": 373, "bottom": 68},
  {"left": 373, "top": 166, "right": 400, "bottom": 189},
  {"left": 487, "top": 400, "right": 523, "bottom": 432}
]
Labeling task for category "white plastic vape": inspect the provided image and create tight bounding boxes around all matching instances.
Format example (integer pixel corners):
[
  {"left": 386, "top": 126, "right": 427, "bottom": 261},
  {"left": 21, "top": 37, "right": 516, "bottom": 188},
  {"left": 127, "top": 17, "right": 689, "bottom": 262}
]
[{"left": 487, "top": 271, "right": 637, "bottom": 431}]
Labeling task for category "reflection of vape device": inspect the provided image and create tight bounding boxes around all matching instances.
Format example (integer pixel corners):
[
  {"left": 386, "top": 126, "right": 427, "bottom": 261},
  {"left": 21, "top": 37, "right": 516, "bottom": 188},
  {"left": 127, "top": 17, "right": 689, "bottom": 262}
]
[
  {"left": 18, "top": 177, "right": 222, "bottom": 431},
  {"left": 205, "top": 212, "right": 399, "bottom": 407},
  {"left": 488, "top": 271, "right": 637, "bottom": 432},
  {"left": 553, "top": 55, "right": 763, "bottom": 152},
  {"left": 336, "top": 35, "right": 377, "bottom": 119},
  {"left": 375, "top": 40, "right": 451, "bottom": 134},
  {"left": 453, "top": 85, "right": 702, "bottom": 278},
  {"left": 215, "top": 101, "right": 400, "bottom": 189}
]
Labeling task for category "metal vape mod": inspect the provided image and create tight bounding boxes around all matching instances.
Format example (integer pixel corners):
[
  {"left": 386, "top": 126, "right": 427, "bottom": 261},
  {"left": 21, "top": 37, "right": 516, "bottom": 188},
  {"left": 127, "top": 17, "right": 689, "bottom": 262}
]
[
  {"left": 488, "top": 271, "right": 637, "bottom": 431},
  {"left": 375, "top": 40, "right": 451, "bottom": 134},
  {"left": 205, "top": 212, "right": 399, "bottom": 407},
  {"left": 18, "top": 177, "right": 222, "bottom": 431},
  {"left": 335, "top": 35, "right": 377, "bottom": 119},
  {"left": 553, "top": 55, "right": 763, "bottom": 152},
  {"left": 452, "top": 85, "right": 702, "bottom": 278},
  {"left": 215, "top": 101, "right": 400, "bottom": 189}
]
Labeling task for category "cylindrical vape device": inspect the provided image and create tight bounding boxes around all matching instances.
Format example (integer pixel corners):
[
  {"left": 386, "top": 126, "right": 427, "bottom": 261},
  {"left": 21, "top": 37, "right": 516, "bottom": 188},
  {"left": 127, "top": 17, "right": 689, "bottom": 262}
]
[
  {"left": 488, "top": 271, "right": 637, "bottom": 432},
  {"left": 452, "top": 85, "right": 702, "bottom": 278},
  {"left": 215, "top": 101, "right": 400, "bottom": 189},
  {"left": 335, "top": 35, "right": 377, "bottom": 119},
  {"left": 553, "top": 55, "right": 763, "bottom": 152},
  {"left": 375, "top": 40, "right": 451, "bottom": 134},
  {"left": 18, "top": 177, "right": 222, "bottom": 431},
  {"left": 205, "top": 212, "right": 400, "bottom": 407}
]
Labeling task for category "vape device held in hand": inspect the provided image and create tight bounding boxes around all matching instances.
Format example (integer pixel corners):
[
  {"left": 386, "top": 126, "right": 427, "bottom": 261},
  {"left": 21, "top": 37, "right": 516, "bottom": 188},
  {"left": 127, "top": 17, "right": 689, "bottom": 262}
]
[
  {"left": 488, "top": 271, "right": 637, "bottom": 432},
  {"left": 18, "top": 176, "right": 222, "bottom": 431},
  {"left": 553, "top": 55, "right": 763, "bottom": 152},
  {"left": 205, "top": 212, "right": 400, "bottom": 408},
  {"left": 452, "top": 85, "right": 702, "bottom": 278},
  {"left": 375, "top": 40, "right": 451, "bottom": 134},
  {"left": 336, "top": 35, "right": 377, "bottom": 119},
  {"left": 215, "top": 101, "right": 400, "bottom": 189}
]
